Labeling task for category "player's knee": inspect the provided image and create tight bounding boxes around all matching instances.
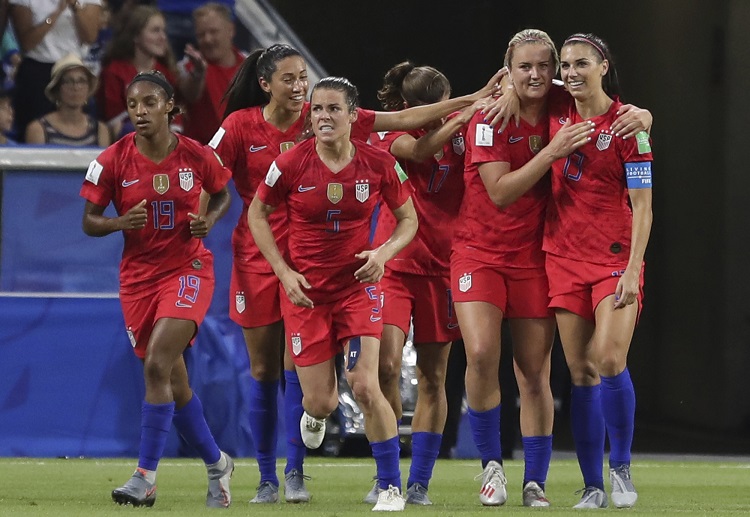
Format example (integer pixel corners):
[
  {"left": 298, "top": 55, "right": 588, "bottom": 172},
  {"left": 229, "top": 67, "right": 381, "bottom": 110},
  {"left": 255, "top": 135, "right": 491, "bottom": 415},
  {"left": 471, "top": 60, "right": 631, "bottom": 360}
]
[
  {"left": 596, "top": 351, "right": 627, "bottom": 377},
  {"left": 250, "top": 360, "right": 280, "bottom": 382},
  {"left": 417, "top": 370, "right": 446, "bottom": 400},
  {"left": 347, "top": 374, "right": 378, "bottom": 409},
  {"left": 567, "top": 358, "right": 598, "bottom": 385},
  {"left": 305, "top": 390, "right": 338, "bottom": 418},
  {"left": 378, "top": 355, "right": 400, "bottom": 385},
  {"left": 143, "top": 357, "right": 170, "bottom": 385}
]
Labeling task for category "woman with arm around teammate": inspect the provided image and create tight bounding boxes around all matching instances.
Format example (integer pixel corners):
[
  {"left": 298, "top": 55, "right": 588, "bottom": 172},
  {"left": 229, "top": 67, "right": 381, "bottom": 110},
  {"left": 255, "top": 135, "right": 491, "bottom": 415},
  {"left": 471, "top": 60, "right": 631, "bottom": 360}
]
[
  {"left": 248, "top": 77, "right": 418, "bottom": 511},
  {"left": 80, "top": 70, "right": 234, "bottom": 509},
  {"left": 544, "top": 33, "right": 654, "bottom": 509},
  {"left": 208, "top": 44, "right": 503, "bottom": 504},
  {"left": 366, "top": 61, "right": 480, "bottom": 506}
]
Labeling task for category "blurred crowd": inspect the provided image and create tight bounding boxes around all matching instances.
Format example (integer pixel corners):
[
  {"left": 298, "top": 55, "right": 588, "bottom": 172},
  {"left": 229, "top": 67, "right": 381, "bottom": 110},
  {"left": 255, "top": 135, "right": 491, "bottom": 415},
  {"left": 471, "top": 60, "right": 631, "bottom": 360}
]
[{"left": 0, "top": 0, "right": 243, "bottom": 147}]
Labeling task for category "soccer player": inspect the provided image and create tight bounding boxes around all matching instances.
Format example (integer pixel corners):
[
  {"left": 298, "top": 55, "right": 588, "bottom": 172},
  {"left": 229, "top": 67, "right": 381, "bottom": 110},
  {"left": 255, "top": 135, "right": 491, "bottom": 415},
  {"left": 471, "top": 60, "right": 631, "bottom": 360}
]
[
  {"left": 248, "top": 77, "right": 417, "bottom": 512},
  {"left": 545, "top": 33, "right": 653, "bottom": 509},
  {"left": 455, "top": 29, "right": 595, "bottom": 507},
  {"left": 80, "top": 70, "right": 234, "bottom": 509},
  {"left": 208, "top": 43, "right": 503, "bottom": 504},
  {"left": 366, "top": 61, "right": 479, "bottom": 506}
]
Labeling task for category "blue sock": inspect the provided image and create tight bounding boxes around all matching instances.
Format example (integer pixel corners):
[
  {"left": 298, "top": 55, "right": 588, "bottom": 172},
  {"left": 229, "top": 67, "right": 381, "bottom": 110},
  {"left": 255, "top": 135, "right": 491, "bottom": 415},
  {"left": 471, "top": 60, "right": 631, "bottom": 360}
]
[
  {"left": 248, "top": 377, "right": 279, "bottom": 485},
  {"left": 600, "top": 368, "right": 636, "bottom": 468},
  {"left": 570, "top": 384, "right": 605, "bottom": 489},
  {"left": 467, "top": 404, "right": 502, "bottom": 468},
  {"left": 172, "top": 393, "right": 221, "bottom": 465},
  {"left": 522, "top": 435, "right": 553, "bottom": 489},
  {"left": 138, "top": 401, "right": 175, "bottom": 471},
  {"left": 283, "top": 369, "right": 306, "bottom": 475},
  {"left": 371, "top": 436, "right": 401, "bottom": 490},
  {"left": 407, "top": 432, "right": 442, "bottom": 489}
]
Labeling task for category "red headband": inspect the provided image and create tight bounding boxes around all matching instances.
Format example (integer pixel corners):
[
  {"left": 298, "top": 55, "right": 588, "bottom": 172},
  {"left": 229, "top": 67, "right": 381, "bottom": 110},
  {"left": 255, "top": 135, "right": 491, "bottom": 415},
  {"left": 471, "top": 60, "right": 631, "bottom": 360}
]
[{"left": 564, "top": 36, "right": 605, "bottom": 60}]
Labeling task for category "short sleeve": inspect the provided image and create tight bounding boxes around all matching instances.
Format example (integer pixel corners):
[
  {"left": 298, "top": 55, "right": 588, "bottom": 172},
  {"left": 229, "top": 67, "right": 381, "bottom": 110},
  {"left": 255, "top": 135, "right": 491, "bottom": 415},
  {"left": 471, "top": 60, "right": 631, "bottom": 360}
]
[
  {"left": 352, "top": 108, "right": 377, "bottom": 141},
  {"left": 80, "top": 148, "right": 115, "bottom": 207},
  {"left": 208, "top": 113, "right": 240, "bottom": 174},
  {"left": 201, "top": 146, "right": 231, "bottom": 194},
  {"left": 468, "top": 113, "right": 509, "bottom": 166},
  {"left": 381, "top": 157, "right": 414, "bottom": 211},
  {"left": 255, "top": 159, "right": 290, "bottom": 208}
]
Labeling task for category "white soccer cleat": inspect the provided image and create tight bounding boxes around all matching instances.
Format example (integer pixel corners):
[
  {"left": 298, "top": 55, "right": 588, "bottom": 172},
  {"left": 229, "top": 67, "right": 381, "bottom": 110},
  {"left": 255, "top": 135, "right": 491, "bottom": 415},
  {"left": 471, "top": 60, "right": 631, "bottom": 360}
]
[
  {"left": 610, "top": 464, "right": 638, "bottom": 508},
  {"left": 476, "top": 460, "right": 507, "bottom": 506},
  {"left": 372, "top": 485, "right": 405, "bottom": 512},
  {"left": 573, "top": 486, "right": 608, "bottom": 509},
  {"left": 522, "top": 480, "right": 550, "bottom": 507},
  {"left": 300, "top": 411, "right": 326, "bottom": 449}
]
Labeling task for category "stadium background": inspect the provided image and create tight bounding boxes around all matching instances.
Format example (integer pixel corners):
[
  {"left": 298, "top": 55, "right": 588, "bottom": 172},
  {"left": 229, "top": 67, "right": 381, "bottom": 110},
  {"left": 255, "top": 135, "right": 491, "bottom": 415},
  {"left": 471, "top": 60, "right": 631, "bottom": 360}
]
[{"left": 1, "top": 0, "right": 749, "bottom": 458}]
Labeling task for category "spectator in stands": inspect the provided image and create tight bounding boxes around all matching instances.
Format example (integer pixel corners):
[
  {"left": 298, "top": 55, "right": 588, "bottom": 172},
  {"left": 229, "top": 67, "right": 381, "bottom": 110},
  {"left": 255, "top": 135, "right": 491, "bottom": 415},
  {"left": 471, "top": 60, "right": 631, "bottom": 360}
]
[
  {"left": 98, "top": 4, "right": 178, "bottom": 139},
  {"left": 156, "top": 0, "right": 234, "bottom": 60},
  {"left": 9, "top": 0, "right": 102, "bottom": 141},
  {"left": 0, "top": 86, "right": 17, "bottom": 145},
  {"left": 1, "top": 26, "right": 21, "bottom": 91},
  {"left": 179, "top": 2, "right": 244, "bottom": 144},
  {"left": 26, "top": 53, "right": 109, "bottom": 146}
]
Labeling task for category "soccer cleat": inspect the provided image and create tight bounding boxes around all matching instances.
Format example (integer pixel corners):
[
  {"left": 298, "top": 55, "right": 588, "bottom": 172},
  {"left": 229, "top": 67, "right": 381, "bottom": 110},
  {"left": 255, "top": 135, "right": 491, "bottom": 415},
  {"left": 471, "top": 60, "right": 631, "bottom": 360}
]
[
  {"left": 475, "top": 460, "right": 507, "bottom": 506},
  {"left": 111, "top": 468, "right": 157, "bottom": 507},
  {"left": 405, "top": 482, "right": 432, "bottom": 505},
  {"left": 522, "top": 481, "right": 551, "bottom": 507},
  {"left": 372, "top": 485, "right": 405, "bottom": 512},
  {"left": 300, "top": 411, "right": 326, "bottom": 449},
  {"left": 284, "top": 469, "right": 311, "bottom": 503},
  {"left": 249, "top": 480, "right": 280, "bottom": 504},
  {"left": 610, "top": 464, "right": 638, "bottom": 508},
  {"left": 573, "top": 486, "right": 608, "bottom": 509},
  {"left": 364, "top": 477, "right": 383, "bottom": 504},
  {"left": 206, "top": 451, "right": 234, "bottom": 508}
]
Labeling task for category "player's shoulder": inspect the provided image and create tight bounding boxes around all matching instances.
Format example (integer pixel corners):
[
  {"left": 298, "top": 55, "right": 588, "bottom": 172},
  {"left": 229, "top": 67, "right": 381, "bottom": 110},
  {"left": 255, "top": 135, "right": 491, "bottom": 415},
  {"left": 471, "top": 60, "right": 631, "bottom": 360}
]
[
  {"left": 97, "top": 135, "right": 133, "bottom": 165},
  {"left": 356, "top": 139, "right": 396, "bottom": 165}
]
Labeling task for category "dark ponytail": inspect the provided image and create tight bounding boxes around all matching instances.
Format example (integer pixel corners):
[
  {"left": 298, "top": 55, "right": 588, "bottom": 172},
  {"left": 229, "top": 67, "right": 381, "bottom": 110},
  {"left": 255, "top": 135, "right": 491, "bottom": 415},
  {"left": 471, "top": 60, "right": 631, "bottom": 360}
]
[
  {"left": 222, "top": 44, "right": 303, "bottom": 120},
  {"left": 377, "top": 60, "right": 451, "bottom": 112}
]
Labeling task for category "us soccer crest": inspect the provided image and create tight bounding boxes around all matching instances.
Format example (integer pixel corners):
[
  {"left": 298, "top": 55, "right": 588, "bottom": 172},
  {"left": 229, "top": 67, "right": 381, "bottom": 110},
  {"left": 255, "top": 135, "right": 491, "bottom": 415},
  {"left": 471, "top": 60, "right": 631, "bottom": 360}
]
[
  {"left": 529, "top": 135, "right": 543, "bottom": 154},
  {"left": 327, "top": 182, "right": 343, "bottom": 204},
  {"left": 355, "top": 180, "right": 370, "bottom": 203},
  {"left": 596, "top": 131, "right": 613, "bottom": 151},
  {"left": 153, "top": 174, "right": 169, "bottom": 194},
  {"left": 291, "top": 332, "right": 302, "bottom": 356},
  {"left": 452, "top": 134, "right": 465, "bottom": 155},
  {"left": 179, "top": 168, "right": 194, "bottom": 191},
  {"left": 235, "top": 293, "right": 246, "bottom": 313},
  {"left": 459, "top": 273, "right": 472, "bottom": 293},
  {"left": 279, "top": 141, "right": 294, "bottom": 153}
]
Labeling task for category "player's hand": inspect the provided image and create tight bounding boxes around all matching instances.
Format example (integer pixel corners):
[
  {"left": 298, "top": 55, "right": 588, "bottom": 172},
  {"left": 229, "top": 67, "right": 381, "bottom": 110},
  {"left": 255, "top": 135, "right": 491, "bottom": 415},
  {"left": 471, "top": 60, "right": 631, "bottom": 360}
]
[
  {"left": 188, "top": 212, "right": 212, "bottom": 238},
  {"left": 545, "top": 119, "right": 595, "bottom": 160},
  {"left": 483, "top": 90, "right": 520, "bottom": 133},
  {"left": 354, "top": 249, "right": 386, "bottom": 283},
  {"left": 475, "top": 67, "right": 508, "bottom": 100},
  {"left": 122, "top": 199, "right": 147, "bottom": 230},
  {"left": 613, "top": 269, "right": 639, "bottom": 309},
  {"left": 456, "top": 98, "right": 486, "bottom": 125},
  {"left": 184, "top": 44, "right": 207, "bottom": 77},
  {"left": 279, "top": 269, "right": 314, "bottom": 308},
  {"left": 611, "top": 104, "right": 653, "bottom": 139}
]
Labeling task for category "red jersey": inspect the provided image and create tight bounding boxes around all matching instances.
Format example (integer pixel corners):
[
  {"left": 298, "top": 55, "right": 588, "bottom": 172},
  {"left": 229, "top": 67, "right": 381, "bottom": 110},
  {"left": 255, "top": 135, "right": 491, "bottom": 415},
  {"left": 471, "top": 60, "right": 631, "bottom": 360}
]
[
  {"left": 453, "top": 109, "right": 550, "bottom": 268},
  {"left": 80, "top": 134, "right": 231, "bottom": 294},
  {"left": 256, "top": 138, "right": 413, "bottom": 304},
  {"left": 182, "top": 48, "right": 246, "bottom": 144},
  {"left": 370, "top": 119, "right": 466, "bottom": 275},
  {"left": 209, "top": 103, "right": 377, "bottom": 274},
  {"left": 545, "top": 98, "right": 654, "bottom": 265},
  {"left": 97, "top": 60, "right": 177, "bottom": 122}
]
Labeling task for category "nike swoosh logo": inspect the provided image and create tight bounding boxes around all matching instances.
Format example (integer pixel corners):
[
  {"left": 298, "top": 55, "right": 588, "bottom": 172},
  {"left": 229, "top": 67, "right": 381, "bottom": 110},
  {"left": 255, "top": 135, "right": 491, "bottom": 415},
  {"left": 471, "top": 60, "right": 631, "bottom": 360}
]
[
  {"left": 298, "top": 185, "right": 316, "bottom": 192},
  {"left": 370, "top": 315, "right": 382, "bottom": 322},
  {"left": 559, "top": 117, "right": 566, "bottom": 124},
  {"left": 509, "top": 136, "right": 524, "bottom": 144},
  {"left": 175, "top": 300, "right": 193, "bottom": 308},
  {"left": 447, "top": 323, "right": 459, "bottom": 329},
  {"left": 121, "top": 179, "right": 140, "bottom": 187},
  {"left": 249, "top": 145, "right": 267, "bottom": 152}
]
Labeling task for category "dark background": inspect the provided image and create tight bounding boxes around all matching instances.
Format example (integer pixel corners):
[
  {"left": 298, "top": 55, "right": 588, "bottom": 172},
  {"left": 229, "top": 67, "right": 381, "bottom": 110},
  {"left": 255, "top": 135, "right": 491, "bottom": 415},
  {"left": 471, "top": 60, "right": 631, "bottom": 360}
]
[{"left": 269, "top": 0, "right": 750, "bottom": 454}]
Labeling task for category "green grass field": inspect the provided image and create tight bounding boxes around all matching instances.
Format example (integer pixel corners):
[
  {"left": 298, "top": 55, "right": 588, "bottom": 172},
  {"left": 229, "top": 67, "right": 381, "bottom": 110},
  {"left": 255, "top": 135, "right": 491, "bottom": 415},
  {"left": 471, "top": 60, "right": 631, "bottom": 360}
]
[{"left": 1, "top": 457, "right": 748, "bottom": 515}]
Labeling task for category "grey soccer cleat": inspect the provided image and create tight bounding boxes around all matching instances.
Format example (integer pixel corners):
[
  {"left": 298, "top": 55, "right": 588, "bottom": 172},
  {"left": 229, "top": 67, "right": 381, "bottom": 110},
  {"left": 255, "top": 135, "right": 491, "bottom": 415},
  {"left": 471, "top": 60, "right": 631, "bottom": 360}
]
[
  {"left": 364, "top": 477, "right": 383, "bottom": 504},
  {"left": 249, "top": 480, "right": 280, "bottom": 504},
  {"left": 206, "top": 451, "right": 234, "bottom": 508},
  {"left": 573, "top": 486, "right": 608, "bottom": 509},
  {"left": 610, "top": 464, "right": 638, "bottom": 508},
  {"left": 284, "top": 469, "right": 311, "bottom": 503},
  {"left": 111, "top": 469, "right": 157, "bottom": 507},
  {"left": 522, "top": 480, "right": 550, "bottom": 507},
  {"left": 405, "top": 482, "right": 432, "bottom": 505},
  {"left": 476, "top": 460, "right": 507, "bottom": 506}
]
